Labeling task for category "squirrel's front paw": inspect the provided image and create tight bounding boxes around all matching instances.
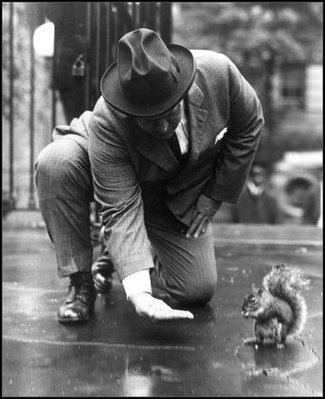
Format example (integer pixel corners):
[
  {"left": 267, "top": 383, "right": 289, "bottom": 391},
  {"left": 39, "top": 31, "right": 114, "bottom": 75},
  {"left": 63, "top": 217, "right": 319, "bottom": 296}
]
[
  {"left": 244, "top": 337, "right": 259, "bottom": 346},
  {"left": 276, "top": 343, "right": 285, "bottom": 350}
]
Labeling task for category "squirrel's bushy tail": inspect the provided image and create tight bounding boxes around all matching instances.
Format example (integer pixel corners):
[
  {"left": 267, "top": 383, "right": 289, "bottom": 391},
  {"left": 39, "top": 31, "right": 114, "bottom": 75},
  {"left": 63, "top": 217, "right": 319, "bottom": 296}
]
[{"left": 263, "top": 264, "right": 310, "bottom": 335}]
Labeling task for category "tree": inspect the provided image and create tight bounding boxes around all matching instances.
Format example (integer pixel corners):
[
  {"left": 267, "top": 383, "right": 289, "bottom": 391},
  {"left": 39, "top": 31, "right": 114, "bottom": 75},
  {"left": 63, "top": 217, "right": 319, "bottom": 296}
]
[
  {"left": 173, "top": 2, "right": 323, "bottom": 163},
  {"left": 173, "top": 2, "right": 322, "bottom": 67}
]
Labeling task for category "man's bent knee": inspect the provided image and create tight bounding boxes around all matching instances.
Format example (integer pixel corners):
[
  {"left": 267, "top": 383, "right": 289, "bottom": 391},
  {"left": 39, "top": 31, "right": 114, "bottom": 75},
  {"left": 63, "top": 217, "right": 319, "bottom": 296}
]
[
  {"left": 35, "top": 139, "right": 91, "bottom": 193},
  {"left": 36, "top": 141, "right": 71, "bottom": 186},
  {"left": 172, "top": 274, "right": 218, "bottom": 306}
]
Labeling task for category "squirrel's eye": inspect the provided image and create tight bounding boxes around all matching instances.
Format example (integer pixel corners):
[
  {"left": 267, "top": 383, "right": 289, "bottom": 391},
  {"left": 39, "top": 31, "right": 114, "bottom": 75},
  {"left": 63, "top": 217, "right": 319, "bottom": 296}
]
[{"left": 250, "top": 297, "right": 256, "bottom": 303}]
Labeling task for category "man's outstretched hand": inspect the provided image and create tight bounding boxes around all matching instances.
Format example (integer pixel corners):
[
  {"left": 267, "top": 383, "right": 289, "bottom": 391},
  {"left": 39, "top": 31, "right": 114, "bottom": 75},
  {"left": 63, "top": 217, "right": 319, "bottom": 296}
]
[{"left": 129, "top": 292, "right": 194, "bottom": 323}]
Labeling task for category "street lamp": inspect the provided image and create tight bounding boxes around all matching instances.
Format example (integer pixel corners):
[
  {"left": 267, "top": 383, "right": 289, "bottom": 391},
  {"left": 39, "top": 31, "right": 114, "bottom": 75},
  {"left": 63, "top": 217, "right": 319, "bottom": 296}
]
[{"left": 33, "top": 21, "right": 54, "bottom": 57}]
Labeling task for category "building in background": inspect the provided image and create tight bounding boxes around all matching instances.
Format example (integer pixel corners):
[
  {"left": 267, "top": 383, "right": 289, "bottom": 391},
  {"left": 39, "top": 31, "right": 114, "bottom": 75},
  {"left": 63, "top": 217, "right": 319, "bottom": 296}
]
[{"left": 272, "top": 63, "right": 322, "bottom": 151}]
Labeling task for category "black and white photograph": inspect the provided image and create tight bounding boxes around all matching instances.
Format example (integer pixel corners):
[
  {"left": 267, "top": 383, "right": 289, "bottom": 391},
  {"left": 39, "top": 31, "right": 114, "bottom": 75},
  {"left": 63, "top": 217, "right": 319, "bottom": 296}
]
[{"left": 2, "top": 2, "right": 323, "bottom": 396}]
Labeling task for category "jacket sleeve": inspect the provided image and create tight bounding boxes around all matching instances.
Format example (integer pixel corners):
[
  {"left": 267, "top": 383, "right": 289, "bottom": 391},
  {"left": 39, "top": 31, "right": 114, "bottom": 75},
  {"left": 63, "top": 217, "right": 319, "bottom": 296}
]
[
  {"left": 88, "top": 98, "right": 154, "bottom": 281},
  {"left": 204, "top": 56, "right": 265, "bottom": 203}
]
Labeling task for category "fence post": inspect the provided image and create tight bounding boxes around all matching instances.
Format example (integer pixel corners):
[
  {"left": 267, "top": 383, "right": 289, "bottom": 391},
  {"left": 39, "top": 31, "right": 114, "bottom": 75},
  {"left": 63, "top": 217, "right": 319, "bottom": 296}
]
[
  {"left": 146, "top": 2, "right": 157, "bottom": 30},
  {"left": 51, "top": 55, "right": 57, "bottom": 134},
  {"left": 160, "top": 2, "right": 172, "bottom": 44},
  {"left": 85, "top": 2, "right": 92, "bottom": 110},
  {"left": 28, "top": 25, "right": 36, "bottom": 209},
  {"left": 8, "top": 2, "right": 16, "bottom": 209}
]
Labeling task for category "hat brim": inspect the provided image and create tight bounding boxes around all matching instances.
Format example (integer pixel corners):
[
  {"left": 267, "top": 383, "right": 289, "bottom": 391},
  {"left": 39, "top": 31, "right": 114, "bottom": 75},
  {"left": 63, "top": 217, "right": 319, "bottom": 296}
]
[{"left": 100, "top": 44, "right": 196, "bottom": 117}]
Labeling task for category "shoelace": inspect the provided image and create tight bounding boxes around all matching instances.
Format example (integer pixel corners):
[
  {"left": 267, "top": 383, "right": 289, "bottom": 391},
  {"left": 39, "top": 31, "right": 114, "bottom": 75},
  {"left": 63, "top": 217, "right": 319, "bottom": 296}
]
[
  {"left": 75, "top": 283, "right": 94, "bottom": 304},
  {"left": 69, "top": 274, "right": 95, "bottom": 304}
]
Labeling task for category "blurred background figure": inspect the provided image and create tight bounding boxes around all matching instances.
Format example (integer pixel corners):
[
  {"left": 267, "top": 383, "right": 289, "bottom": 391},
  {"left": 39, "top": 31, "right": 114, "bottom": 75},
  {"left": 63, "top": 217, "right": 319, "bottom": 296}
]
[
  {"left": 269, "top": 151, "right": 323, "bottom": 226},
  {"left": 281, "top": 173, "right": 321, "bottom": 226},
  {"left": 231, "top": 162, "right": 280, "bottom": 224}
]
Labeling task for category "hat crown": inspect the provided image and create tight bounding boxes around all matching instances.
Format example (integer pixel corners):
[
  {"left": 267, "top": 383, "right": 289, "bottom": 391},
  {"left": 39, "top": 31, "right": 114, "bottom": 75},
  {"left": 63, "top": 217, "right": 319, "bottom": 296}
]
[{"left": 117, "top": 28, "right": 179, "bottom": 105}]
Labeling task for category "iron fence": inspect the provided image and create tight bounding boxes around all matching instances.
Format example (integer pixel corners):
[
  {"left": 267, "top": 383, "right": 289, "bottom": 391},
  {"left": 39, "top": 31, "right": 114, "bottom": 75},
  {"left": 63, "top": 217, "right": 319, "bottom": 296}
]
[{"left": 3, "top": 2, "right": 172, "bottom": 214}]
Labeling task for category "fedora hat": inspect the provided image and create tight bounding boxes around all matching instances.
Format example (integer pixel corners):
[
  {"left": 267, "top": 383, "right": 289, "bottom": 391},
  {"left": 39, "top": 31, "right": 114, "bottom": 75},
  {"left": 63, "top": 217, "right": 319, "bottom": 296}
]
[{"left": 100, "top": 28, "right": 196, "bottom": 117}]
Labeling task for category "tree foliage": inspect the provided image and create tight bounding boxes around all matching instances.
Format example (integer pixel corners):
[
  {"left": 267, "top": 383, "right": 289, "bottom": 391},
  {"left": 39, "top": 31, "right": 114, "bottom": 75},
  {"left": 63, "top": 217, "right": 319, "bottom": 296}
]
[{"left": 173, "top": 2, "right": 323, "bottom": 68}]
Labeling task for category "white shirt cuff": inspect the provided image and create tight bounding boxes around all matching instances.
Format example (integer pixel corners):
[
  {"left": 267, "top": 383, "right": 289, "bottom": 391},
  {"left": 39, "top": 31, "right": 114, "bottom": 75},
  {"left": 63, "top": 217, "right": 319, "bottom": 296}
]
[{"left": 122, "top": 269, "right": 152, "bottom": 300}]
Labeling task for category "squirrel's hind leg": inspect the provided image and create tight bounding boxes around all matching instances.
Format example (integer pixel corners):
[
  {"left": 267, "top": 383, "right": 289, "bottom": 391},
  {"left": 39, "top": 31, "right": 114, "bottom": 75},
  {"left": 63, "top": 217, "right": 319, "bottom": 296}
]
[{"left": 275, "top": 323, "right": 287, "bottom": 350}]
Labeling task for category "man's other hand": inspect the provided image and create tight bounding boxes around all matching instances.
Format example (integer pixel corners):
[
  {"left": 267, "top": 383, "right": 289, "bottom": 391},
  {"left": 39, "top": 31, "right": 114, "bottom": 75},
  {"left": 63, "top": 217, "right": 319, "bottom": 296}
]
[
  {"left": 129, "top": 292, "right": 194, "bottom": 322},
  {"left": 186, "top": 193, "right": 222, "bottom": 238}
]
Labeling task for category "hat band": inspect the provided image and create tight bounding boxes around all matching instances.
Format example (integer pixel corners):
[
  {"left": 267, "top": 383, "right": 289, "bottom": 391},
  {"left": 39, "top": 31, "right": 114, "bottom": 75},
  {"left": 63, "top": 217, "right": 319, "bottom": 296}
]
[{"left": 170, "top": 54, "right": 180, "bottom": 84}]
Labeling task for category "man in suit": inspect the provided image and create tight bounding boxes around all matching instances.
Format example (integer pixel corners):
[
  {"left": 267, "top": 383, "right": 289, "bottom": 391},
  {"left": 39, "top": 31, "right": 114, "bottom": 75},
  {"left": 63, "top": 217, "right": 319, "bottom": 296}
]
[{"left": 36, "top": 28, "right": 264, "bottom": 323}]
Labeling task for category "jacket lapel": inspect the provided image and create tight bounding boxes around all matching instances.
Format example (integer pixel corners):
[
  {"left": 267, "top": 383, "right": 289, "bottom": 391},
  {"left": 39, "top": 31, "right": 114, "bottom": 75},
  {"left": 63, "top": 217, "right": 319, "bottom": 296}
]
[
  {"left": 134, "top": 80, "right": 208, "bottom": 171},
  {"left": 185, "top": 82, "right": 208, "bottom": 162},
  {"left": 135, "top": 128, "right": 180, "bottom": 173}
]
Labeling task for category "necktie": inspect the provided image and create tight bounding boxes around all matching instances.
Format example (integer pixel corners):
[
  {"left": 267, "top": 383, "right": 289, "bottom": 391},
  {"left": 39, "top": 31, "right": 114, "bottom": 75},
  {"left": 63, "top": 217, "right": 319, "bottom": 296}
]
[{"left": 167, "top": 133, "right": 182, "bottom": 160}]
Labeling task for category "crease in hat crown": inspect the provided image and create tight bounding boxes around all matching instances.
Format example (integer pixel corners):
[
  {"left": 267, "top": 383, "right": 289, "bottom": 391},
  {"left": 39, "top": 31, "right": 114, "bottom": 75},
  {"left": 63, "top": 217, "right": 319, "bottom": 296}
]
[
  {"left": 118, "top": 28, "right": 179, "bottom": 104},
  {"left": 100, "top": 27, "right": 196, "bottom": 117}
]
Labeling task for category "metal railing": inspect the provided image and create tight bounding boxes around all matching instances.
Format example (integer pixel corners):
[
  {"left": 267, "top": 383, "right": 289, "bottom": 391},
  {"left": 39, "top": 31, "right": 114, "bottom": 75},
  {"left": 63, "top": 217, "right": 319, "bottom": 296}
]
[{"left": 3, "top": 2, "right": 172, "bottom": 214}]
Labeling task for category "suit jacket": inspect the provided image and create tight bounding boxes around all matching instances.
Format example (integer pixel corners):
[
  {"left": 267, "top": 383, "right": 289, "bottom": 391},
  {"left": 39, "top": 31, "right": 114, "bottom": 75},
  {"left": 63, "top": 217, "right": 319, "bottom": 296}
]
[{"left": 88, "top": 50, "right": 264, "bottom": 280}]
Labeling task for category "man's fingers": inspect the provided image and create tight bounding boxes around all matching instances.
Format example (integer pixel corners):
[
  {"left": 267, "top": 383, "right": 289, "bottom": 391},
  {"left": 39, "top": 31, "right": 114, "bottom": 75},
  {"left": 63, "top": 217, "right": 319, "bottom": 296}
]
[
  {"left": 132, "top": 293, "right": 194, "bottom": 322},
  {"left": 150, "top": 309, "right": 194, "bottom": 322},
  {"left": 193, "top": 217, "right": 209, "bottom": 238},
  {"left": 186, "top": 213, "right": 210, "bottom": 238},
  {"left": 94, "top": 274, "right": 107, "bottom": 288},
  {"left": 186, "top": 213, "right": 204, "bottom": 237},
  {"left": 94, "top": 273, "right": 106, "bottom": 283},
  {"left": 94, "top": 279, "right": 108, "bottom": 289},
  {"left": 93, "top": 273, "right": 111, "bottom": 292},
  {"left": 149, "top": 300, "right": 194, "bottom": 321}
]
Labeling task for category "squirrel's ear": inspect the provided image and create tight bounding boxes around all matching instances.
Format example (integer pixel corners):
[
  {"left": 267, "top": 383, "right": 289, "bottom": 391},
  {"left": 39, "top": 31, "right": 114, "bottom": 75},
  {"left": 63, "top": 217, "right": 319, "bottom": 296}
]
[
  {"left": 252, "top": 284, "right": 259, "bottom": 294},
  {"left": 275, "top": 263, "right": 285, "bottom": 271}
]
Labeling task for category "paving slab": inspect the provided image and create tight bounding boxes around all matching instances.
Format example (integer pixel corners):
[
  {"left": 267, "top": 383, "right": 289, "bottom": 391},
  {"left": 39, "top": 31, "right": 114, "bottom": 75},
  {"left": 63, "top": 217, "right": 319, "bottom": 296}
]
[{"left": 2, "top": 222, "right": 323, "bottom": 397}]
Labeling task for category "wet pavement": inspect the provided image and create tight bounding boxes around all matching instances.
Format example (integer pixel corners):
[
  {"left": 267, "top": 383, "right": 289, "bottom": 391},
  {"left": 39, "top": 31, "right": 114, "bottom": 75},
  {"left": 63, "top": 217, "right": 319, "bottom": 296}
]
[{"left": 2, "top": 219, "right": 323, "bottom": 396}]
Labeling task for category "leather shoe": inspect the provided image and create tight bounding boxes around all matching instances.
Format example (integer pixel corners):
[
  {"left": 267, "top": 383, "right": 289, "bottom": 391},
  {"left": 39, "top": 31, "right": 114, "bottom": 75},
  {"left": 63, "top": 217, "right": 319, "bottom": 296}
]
[{"left": 58, "top": 272, "right": 97, "bottom": 323}]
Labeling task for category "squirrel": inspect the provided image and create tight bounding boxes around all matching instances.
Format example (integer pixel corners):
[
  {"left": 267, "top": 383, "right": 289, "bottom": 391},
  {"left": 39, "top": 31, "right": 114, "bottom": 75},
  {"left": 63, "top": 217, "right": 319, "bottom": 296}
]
[{"left": 241, "top": 263, "right": 309, "bottom": 350}]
